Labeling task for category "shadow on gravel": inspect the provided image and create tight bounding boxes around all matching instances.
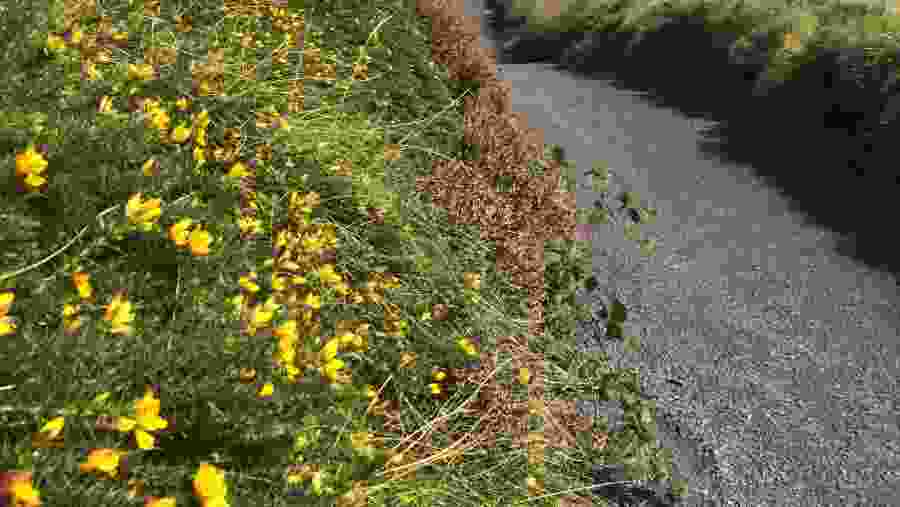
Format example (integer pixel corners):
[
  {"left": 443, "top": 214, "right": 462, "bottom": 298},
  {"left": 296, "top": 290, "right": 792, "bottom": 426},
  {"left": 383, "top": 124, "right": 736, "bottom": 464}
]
[
  {"left": 485, "top": 1, "right": 900, "bottom": 282},
  {"left": 479, "top": 6, "right": 730, "bottom": 506}
]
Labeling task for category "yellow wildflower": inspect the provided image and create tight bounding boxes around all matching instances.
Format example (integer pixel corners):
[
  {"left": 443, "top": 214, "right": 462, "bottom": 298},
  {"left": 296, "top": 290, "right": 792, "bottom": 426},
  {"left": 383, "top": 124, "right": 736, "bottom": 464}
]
[
  {"left": 141, "top": 97, "right": 162, "bottom": 114},
  {"left": 193, "top": 129, "right": 207, "bottom": 148},
  {"left": 226, "top": 161, "right": 251, "bottom": 179},
  {"left": 0, "top": 290, "right": 15, "bottom": 323},
  {"left": 237, "top": 216, "right": 262, "bottom": 237},
  {"left": 141, "top": 158, "right": 159, "bottom": 177},
  {"left": 69, "top": 29, "right": 83, "bottom": 45},
  {"left": 193, "top": 463, "right": 228, "bottom": 506},
  {"left": 193, "top": 109, "right": 210, "bottom": 129},
  {"left": 39, "top": 417, "right": 64, "bottom": 439},
  {"left": 0, "top": 470, "right": 41, "bottom": 507},
  {"left": 31, "top": 416, "right": 65, "bottom": 448},
  {"left": 457, "top": 337, "right": 479, "bottom": 358},
  {"left": 72, "top": 271, "right": 93, "bottom": 300},
  {"left": 126, "top": 193, "right": 162, "bottom": 228},
  {"left": 116, "top": 387, "right": 168, "bottom": 450},
  {"left": 273, "top": 319, "right": 298, "bottom": 342},
  {"left": 168, "top": 218, "right": 193, "bottom": 247},
  {"left": 188, "top": 226, "right": 212, "bottom": 256},
  {"left": 98, "top": 95, "right": 115, "bottom": 114},
  {"left": 148, "top": 108, "right": 170, "bottom": 132},
  {"left": 103, "top": 291, "right": 135, "bottom": 336},
  {"left": 175, "top": 97, "right": 190, "bottom": 111},
  {"left": 62, "top": 303, "right": 83, "bottom": 335},
  {"left": 15, "top": 145, "right": 48, "bottom": 179},
  {"left": 79, "top": 448, "right": 127, "bottom": 479},
  {"left": 82, "top": 61, "right": 100, "bottom": 81},
  {"left": 193, "top": 145, "right": 206, "bottom": 165},
  {"left": 319, "top": 338, "right": 346, "bottom": 383},
  {"left": 0, "top": 291, "right": 16, "bottom": 336},
  {"left": 145, "top": 496, "right": 177, "bottom": 507},
  {"left": 257, "top": 383, "right": 274, "bottom": 398},
  {"left": 46, "top": 33, "right": 66, "bottom": 51},
  {"left": 169, "top": 122, "right": 192, "bottom": 144},
  {"left": 316, "top": 264, "right": 343, "bottom": 286},
  {"left": 239, "top": 272, "right": 260, "bottom": 293},
  {"left": 245, "top": 296, "right": 280, "bottom": 334},
  {"left": 300, "top": 292, "right": 320, "bottom": 311},
  {"left": 128, "top": 63, "right": 156, "bottom": 82}
]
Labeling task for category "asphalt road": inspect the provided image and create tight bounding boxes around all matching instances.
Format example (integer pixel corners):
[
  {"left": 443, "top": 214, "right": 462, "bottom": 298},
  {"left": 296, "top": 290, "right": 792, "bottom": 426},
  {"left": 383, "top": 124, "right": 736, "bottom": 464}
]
[{"left": 455, "top": 1, "right": 900, "bottom": 505}]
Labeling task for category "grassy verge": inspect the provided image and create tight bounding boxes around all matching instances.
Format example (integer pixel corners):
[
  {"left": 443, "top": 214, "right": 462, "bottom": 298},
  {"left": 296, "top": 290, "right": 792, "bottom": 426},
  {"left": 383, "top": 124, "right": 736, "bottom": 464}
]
[
  {"left": 499, "top": 0, "right": 900, "bottom": 124},
  {"left": 0, "top": 0, "right": 677, "bottom": 505},
  {"left": 502, "top": 0, "right": 900, "bottom": 94}
]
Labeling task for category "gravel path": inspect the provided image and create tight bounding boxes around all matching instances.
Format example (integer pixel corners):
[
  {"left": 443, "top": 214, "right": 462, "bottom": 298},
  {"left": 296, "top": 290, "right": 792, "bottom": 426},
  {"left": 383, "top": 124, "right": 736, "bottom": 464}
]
[{"left": 457, "top": 2, "right": 900, "bottom": 505}]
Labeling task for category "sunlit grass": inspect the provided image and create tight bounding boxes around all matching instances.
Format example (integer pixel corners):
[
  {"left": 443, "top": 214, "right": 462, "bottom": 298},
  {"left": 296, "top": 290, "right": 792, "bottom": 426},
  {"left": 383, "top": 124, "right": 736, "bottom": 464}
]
[{"left": 0, "top": 0, "right": 684, "bottom": 506}]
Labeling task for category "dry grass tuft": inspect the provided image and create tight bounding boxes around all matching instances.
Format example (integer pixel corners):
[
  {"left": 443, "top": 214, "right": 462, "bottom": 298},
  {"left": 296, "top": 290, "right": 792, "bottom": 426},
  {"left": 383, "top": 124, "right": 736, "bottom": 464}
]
[{"left": 412, "top": 1, "right": 596, "bottom": 504}]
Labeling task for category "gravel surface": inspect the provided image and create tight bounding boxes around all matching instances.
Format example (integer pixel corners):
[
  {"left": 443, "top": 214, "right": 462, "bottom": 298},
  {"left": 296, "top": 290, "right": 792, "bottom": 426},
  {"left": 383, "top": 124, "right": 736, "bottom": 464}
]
[{"left": 456, "top": 1, "right": 900, "bottom": 505}]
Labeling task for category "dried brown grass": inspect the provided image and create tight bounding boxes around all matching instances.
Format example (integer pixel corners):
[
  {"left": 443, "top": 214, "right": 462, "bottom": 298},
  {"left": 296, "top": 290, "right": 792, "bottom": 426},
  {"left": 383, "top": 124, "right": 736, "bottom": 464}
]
[{"left": 412, "top": 0, "right": 601, "bottom": 504}]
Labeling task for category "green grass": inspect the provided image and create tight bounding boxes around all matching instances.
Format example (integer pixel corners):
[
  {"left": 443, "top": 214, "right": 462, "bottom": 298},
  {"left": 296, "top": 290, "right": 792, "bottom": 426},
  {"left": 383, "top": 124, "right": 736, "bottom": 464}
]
[
  {"left": 505, "top": 0, "right": 900, "bottom": 53},
  {"left": 0, "top": 0, "right": 680, "bottom": 506}
]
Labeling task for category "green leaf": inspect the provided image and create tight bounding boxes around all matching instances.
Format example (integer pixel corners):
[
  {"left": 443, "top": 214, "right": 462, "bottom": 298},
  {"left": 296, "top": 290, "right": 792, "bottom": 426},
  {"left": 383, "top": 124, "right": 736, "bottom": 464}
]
[
  {"left": 544, "top": 251, "right": 562, "bottom": 266},
  {"left": 792, "top": 11, "right": 820, "bottom": 38},
  {"left": 624, "top": 334, "right": 641, "bottom": 354},
  {"left": 608, "top": 298, "right": 627, "bottom": 324},
  {"left": 589, "top": 207, "right": 610, "bottom": 225},
  {"left": 636, "top": 421, "right": 657, "bottom": 444},
  {"left": 860, "top": 14, "right": 884, "bottom": 37},
  {"left": 639, "top": 404, "right": 654, "bottom": 427},
  {"left": 574, "top": 302, "right": 593, "bottom": 321},
  {"left": 606, "top": 321, "right": 624, "bottom": 339},
  {"left": 638, "top": 207, "right": 657, "bottom": 224},
  {"left": 883, "top": 13, "right": 900, "bottom": 34},
  {"left": 592, "top": 175, "right": 610, "bottom": 193},
  {"left": 620, "top": 191, "right": 639, "bottom": 209},
  {"left": 591, "top": 160, "right": 610, "bottom": 178},
  {"left": 638, "top": 238, "right": 657, "bottom": 257},
  {"left": 670, "top": 478, "right": 690, "bottom": 497},
  {"left": 573, "top": 430, "right": 591, "bottom": 450},
  {"left": 16, "top": 445, "right": 33, "bottom": 468},
  {"left": 623, "top": 222, "right": 641, "bottom": 241}
]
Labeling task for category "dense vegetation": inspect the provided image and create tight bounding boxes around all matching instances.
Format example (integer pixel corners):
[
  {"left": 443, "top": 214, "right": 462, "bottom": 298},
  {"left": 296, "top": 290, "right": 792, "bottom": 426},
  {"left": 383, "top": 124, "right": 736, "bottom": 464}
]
[{"left": 0, "top": 0, "right": 679, "bottom": 505}]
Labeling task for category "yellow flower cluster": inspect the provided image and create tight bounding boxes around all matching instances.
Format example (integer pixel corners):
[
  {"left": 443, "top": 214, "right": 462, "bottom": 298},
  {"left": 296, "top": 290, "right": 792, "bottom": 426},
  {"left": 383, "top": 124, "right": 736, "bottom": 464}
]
[
  {"left": 14, "top": 144, "right": 49, "bottom": 192},
  {"left": 0, "top": 291, "right": 16, "bottom": 336},
  {"left": 0, "top": 3, "right": 501, "bottom": 504},
  {"left": 21, "top": 386, "right": 228, "bottom": 507}
]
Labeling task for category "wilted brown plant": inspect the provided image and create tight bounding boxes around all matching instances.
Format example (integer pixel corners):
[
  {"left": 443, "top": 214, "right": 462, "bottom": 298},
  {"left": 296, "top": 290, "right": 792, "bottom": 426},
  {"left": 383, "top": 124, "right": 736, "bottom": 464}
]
[{"left": 410, "top": 1, "right": 593, "bottom": 505}]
